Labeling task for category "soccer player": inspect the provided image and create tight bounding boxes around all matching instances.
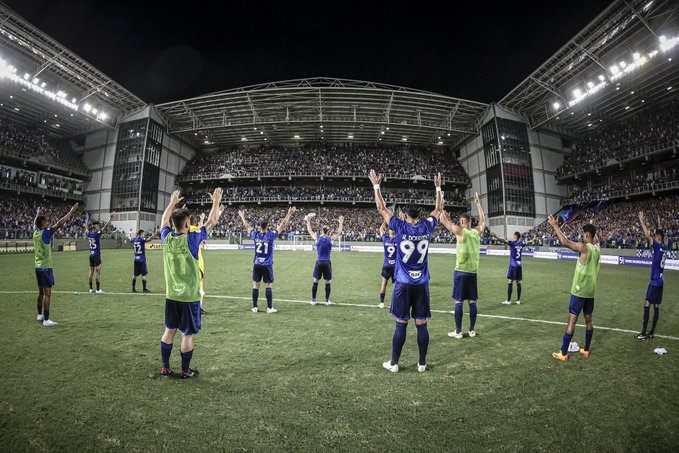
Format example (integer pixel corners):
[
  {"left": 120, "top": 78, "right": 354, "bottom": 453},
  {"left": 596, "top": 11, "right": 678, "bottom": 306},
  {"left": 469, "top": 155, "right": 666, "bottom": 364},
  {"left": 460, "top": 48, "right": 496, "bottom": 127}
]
[
  {"left": 238, "top": 206, "right": 296, "bottom": 313},
  {"left": 439, "top": 193, "right": 485, "bottom": 339},
  {"left": 84, "top": 211, "right": 115, "bottom": 294},
  {"left": 491, "top": 231, "right": 539, "bottom": 305},
  {"left": 306, "top": 212, "right": 344, "bottom": 306},
  {"left": 190, "top": 212, "right": 209, "bottom": 314},
  {"left": 548, "top": 215, "right": 600, "bottom": 361},
  {"left": 159, "top": 188, "right": 222, "bottom": 379},
  {"left": 33, "top": 203, "right": 79, "bottom": 327},
  {"left": 370, "top": 169, "right": 442, "bottom": 373},
  {"left": 131, "top": 228, "right": 160, "bottom": 293},
  {"left": 636, "top": 211, "right": 668, "bottom": 340},
  {"left": 378, "top": 220, "right": 397, "bottom": 309}
]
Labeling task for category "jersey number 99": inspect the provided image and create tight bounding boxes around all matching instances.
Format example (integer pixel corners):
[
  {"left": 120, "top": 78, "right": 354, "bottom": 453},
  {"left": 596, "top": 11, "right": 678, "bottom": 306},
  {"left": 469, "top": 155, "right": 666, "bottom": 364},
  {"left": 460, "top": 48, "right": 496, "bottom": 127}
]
[{"left": 400, "top": 240, "right": 429, "bottom": 264}]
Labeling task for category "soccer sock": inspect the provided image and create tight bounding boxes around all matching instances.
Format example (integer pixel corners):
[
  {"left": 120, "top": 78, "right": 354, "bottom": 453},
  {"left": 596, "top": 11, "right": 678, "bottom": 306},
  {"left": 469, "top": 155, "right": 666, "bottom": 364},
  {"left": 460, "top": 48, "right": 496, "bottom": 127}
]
[
  {"left": 43, "top": 309, "right": 49, "bottom": 321},
  {"left": 89, "top": 280, "right": 92, "bottom": 290},
  {"left": 252, "top": 288, "right": 259, "bottom": 308},
  {"left": 380, "top": 292, "right": 385, "bottom": 303},
  {"left": 585, "top": 329, "right": 593, "bottom": 351},
  {"left": 391, "top": 322, "right": 407, "bottom": 365},
  {"left": 37, "top": 295, "right": 42, "bottom": 315},
  {"left": 180, "top": 349, "right": 193, "bottom": 373},
  {"left": 312, "top": 282, "right": 318, "bottom": 300},
  {"left": 142, "top": 279, "right": 147, "bottom": 290},
  {"left": 265, "top": 288, "right": 273, "bottom": 309},
  {"left": 160, "top": 341, "right": 173, "bottom": 369},
  {"left": 517, "top": 283, "right": 522, "bottom": 300},
  {"left": 507, "top": 283, "right": 513, "bottom": 301},
  {"left": 132, "top": 278, "right": 136, "bottom": 291},
  {"left": 560, "top": 332, "right": 573, "bottom": 355},
  {"left": 454, "top": 303, "right": 463, "bottom": 333},
  {"left": 642, "top": 306, "right": 650, "bottom": 332},
  {"left": 651, "top": 306, "right": 660, "bottom": 333},
  {"left": 96, "top": 280, "right": 100, "bottom": 291},
  {"left": 416, "top": 323, "right": 429, "bottom": 366},
  {"left": 325, "top": 283, "right": 331, "bottom": 302},
  {"left": 469, "top": 303, "right": 478, "bottom": 331}
]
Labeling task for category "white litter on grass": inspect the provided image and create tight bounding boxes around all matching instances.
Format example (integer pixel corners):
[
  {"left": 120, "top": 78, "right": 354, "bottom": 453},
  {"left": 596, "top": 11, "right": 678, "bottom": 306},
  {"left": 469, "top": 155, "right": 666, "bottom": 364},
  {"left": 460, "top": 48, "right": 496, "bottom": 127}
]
[
  {"left": 568, "top": 341, "right": 580, "bottom": 352},
  {"left": 654, "top": 348, "right": 668, "bottom": 355}
]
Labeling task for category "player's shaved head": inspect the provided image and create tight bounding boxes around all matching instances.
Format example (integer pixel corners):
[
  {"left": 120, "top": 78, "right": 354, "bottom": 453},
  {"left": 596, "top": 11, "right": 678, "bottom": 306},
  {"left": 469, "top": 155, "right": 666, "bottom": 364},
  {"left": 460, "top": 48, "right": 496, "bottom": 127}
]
[
  {"left": 459, "top": 213, "right": 472, "bottom": 227},
  {"left": 583, "top": 223, "right": 596, "bottom": 242},
  {"left": 172, "top": 208, "right": 191, "bottom": 232},
  {"left": 35, "top": 215, "right": 47, "bottom": 228}
]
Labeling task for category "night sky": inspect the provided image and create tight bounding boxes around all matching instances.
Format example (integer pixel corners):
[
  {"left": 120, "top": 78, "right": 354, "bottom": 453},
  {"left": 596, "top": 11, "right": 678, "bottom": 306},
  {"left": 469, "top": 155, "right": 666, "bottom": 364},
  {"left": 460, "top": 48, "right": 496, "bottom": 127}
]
[{"left": 6, "top": 0, "right": 612, "bottom": 104}]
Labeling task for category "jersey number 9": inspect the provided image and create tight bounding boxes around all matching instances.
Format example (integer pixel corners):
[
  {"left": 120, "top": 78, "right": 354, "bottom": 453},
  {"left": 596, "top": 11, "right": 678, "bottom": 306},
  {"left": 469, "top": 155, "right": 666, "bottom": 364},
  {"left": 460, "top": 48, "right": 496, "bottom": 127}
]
[{"left": 400, "top": 239, "right": 429, "bottom": 264}]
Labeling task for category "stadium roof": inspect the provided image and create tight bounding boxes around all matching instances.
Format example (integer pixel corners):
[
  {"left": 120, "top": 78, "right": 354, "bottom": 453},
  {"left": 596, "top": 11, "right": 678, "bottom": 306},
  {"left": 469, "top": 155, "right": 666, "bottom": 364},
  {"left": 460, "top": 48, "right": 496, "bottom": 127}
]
[
  {"left": 0, "top": 2, "right": 146, "bottom": 137},
  {"left": 155, "top": 78, "right": 489, "bottom": 148},
  {"left": 499, "top": 0, "right": 679, "bottom": 136}
]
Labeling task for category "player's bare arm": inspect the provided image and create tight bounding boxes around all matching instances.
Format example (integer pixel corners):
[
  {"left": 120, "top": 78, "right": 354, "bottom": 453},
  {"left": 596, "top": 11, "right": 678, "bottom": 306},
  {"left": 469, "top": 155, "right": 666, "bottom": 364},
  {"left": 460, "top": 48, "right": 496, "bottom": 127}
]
[
  {"left": 305, "top": 214, "right": 318, "bottom": 241},
  {"left": 440, "top": 210, "right": 462, "bottom": 235},
  {"left": 548, "top": 215, "right": 587, "bottom": 255},
  {"left": 53, "top": 203, "right": 79, "bottom": 233},
  {"left": 491, "top": 231, "right": 508, "bottom": 244},
  {"left": 277, "top": 206, "right": 297, "bottom": 233},
  {"left": 204, "top": 187, "right": 223, "bottom": 232},
  {"left": 238, "top": 209, "right": 253, "bottom": 233},
  {"left": 369, "top": 169, "right": 394, "bottom": 224},
  {"left": 331, "top": 215, "right": 344, "bottom": 241},
  {"left": 474, "top": 192, "right": 485, "bottom": 233},
  {"left": 429, "top": 172, "right": 443, "bottom": 219},
  {"left": 162, "top": 190, "right": 183, "bottom": 228},
  {"left": 102, "top": 211, "right": 116, "bottom": 232},
  {"left": 638, "top": 211, "right": 653, "bottom": 247},
  {"left": 379, "top": 220, "right": 387, "bottom": 236}
]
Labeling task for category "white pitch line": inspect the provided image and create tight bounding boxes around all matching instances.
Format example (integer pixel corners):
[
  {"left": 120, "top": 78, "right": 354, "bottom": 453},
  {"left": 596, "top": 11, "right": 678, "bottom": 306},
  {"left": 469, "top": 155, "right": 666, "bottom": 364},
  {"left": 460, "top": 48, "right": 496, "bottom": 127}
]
[{"left": 2, "top": 289, "right": 678, "bottom": 341}]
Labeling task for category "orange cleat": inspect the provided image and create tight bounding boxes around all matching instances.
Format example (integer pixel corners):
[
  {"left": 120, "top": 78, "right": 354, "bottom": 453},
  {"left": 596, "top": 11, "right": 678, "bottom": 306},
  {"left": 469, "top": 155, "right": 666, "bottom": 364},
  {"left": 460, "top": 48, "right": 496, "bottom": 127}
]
[
  {"left": 579, "top": 348, "right": 590, "bottom": 358},
  {"left": 552, "top": 351, "right": 569, "bottom": 361}
]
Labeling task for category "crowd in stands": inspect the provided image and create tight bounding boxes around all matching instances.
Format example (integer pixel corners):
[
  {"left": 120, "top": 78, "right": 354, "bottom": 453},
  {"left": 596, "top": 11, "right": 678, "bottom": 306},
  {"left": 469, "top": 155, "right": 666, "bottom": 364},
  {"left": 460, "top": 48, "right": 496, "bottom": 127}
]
[
  {"left": 184, "top": 185, "right": 467, "bottom": 205},
  {"left": 179, "top": 143, "right": 469, "bottom": 182},
  {"left": 0, "top": 192, "right": 118, "bottom": 240},
  {"left": 0, "top": 165, "right": 84, "bottom": 199},
  {"left": 556, "top": 101, "right": 679, "bottom": 178},
  {"left": 529, "top": 195, "right": 679, "bottom": 249},
  {"left": 0, "top": 117, "right": 88, "bottom": 175},
  {"left": 564, "top": 162, "right": 679, "bottom": 203}
]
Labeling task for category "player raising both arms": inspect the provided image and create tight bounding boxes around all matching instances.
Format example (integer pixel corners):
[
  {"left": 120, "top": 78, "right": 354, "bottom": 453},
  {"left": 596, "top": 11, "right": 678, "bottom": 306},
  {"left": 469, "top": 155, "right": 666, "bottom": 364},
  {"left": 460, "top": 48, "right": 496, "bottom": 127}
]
[
  {"left": 439, "top": 193, "right": 485, "bottom": 339},
  {"left": 548, "top": 215, "right": 600, "bottom": 361},
  {"left": 370, "top": 170, "right": 442, "bottom": 373},
  {"left": 378, "top": 220, "right": 398, "bottom": 309},
  {"left": 84, "top": 211, "right": 115, "bottom": 294},
  {"left": 131, "top": 228, "right": 160, "bottom": 293},
  {"left": 239, "top": 206, "right": 296, "bottom": 313},
  {"left": 33, "top": 203, "right": 79, "bottom": 326},
  {"left": 159, "top": 188, "right": 222, "bottom": 379},
  {"left": 636, "top": 211, "right": 668, "bottom": 340},
  {"left": 306, "top": 212, "right": 344, "bottom": 306},
  {"left": 491, "top": 231, "right": 539, "bottom": 305}
]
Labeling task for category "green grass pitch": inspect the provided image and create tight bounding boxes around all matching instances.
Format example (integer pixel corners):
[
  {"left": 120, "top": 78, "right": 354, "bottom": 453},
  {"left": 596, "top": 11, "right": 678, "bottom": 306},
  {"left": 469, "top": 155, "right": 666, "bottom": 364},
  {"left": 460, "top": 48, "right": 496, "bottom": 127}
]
[{"left": 1, "top": 248, "right": 678, "bottom": 452}]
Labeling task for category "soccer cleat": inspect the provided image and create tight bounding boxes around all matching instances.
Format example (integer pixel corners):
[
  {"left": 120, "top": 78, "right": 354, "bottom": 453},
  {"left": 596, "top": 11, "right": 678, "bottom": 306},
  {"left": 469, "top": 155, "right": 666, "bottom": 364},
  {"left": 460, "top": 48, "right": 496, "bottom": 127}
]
[
  {"left": 382, "top": 361, "right": 399, "bottom": 373},
  {"left": 251, "top": 307, "right": 258, "bottom": 313},
  {"left": 378, "top": 302, "right": 385, "bottom": 309},
  {"left": 417, "top": 363, "right": 427, "bottom": 373},
  {"left": 160, "top": 367, "right": 173, "bottom": 377},
  {"left": 42, "top": 319, "right": 58, "bottom": 327},
  {"left": 88, "top": 289, "right": 94, "bottom": 293},
  {"left": 648, "top": 332, "right": 655, "bottom": 339},
  {"left": 266, "top": 307, "right": 278, "bottom": 314},
  {"left": 516, "top": 300, "right": 521, "bottom": 305},
  {"left": 96, "top": 289, "right": 104, "bottom": 294},
  {"left": 552, "top": 351, "right": 569, "bottom": 361},
  {"left": 579, "top": 348, "right": 590, "bottom": 358},
  {"left": 143, "top": 289, "right": 151, "bottom": 293},
  {"left": 636, "top": 332, "right": 648, "bottom": 340},
  {"left": 469, "top": 330, "right": 476, "bottom": 338},
  {"left": 179, "top": 368, "right": 199, "bottom": 380},
  {"left": 310, "top": 299, "right": 317, "bottom": 306},
  {"left": 200, "top": 308, "right": 207, "bottom": 315},
  {"left": 37, "top": 314, "right": 44, "bottom": 321},
  {"left": 132, "top": 289, "right": 137, "bottom": 293},
  {"left": 447, "top": 330, "right": 463, "bottom": 339},
  {"left": 325, "top": 300, "right": 332, "bottom": 306},
  {"left": 501, "top": 300, "right": 512, "bottom": 305}
]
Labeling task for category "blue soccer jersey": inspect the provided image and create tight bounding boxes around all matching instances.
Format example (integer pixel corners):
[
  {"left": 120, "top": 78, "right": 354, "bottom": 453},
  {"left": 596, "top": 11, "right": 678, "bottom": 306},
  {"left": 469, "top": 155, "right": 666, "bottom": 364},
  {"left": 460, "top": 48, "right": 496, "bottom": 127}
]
[
  {"left": 650, "top": 240, "right": 668, "bottom": 286},
  {"left": 382, "top": 234, "right": 397, "bottom": 268},
  {"left": 508, "top": 240, "right": 525, "bottom": 267},
  {"left": 86, "top": 230, "right": 102, "bottom": 257},
  {"left": 388, "top": 215, "right": 436, "bottom": 284},
  {"left": 251, "top": 230, "right": 279, "bottom": 266},
  {"left": 316, "top": 236, "right": 333, "bottom": 260},
  {"left": 131, "top": 237, "right": 147, "bottom": 262}
]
